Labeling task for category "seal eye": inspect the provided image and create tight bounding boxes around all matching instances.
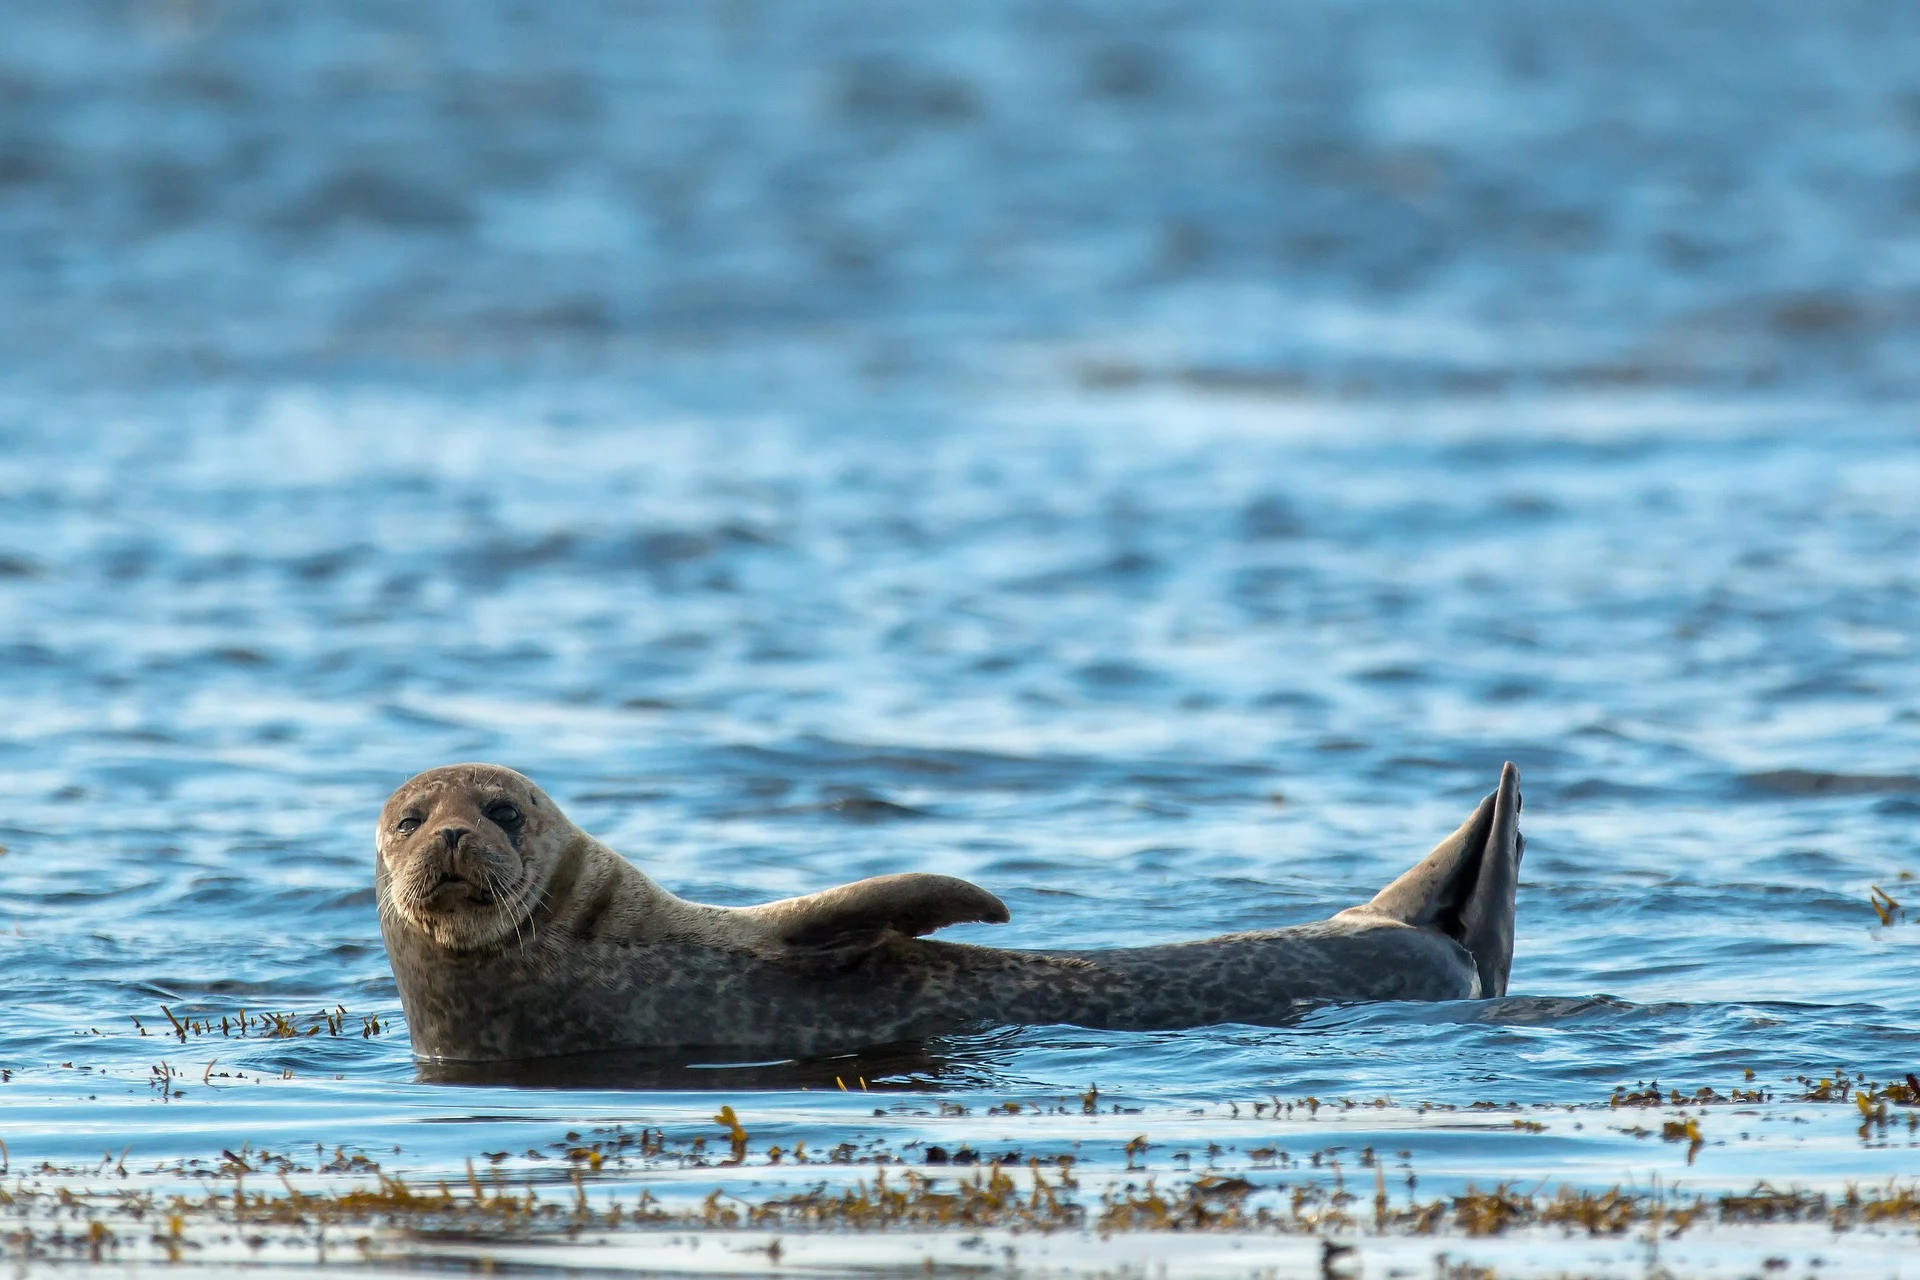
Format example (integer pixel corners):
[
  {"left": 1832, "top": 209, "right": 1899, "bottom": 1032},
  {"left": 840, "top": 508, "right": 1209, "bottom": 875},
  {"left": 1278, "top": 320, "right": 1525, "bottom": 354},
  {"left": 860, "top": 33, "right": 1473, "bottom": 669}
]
[
  {"left": 484, "top": 801, "right": 522, "bottom": 827},
  {"left": 395, "top": 815, "right": 422, "bottom": 835}
]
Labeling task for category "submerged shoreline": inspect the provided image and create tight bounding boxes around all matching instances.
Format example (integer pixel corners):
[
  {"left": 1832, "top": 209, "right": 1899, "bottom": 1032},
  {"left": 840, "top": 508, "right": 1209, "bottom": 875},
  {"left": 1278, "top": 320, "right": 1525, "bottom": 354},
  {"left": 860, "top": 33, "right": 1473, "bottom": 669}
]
[{"left": 5, "top": 1047, "right": 1917, "bottom": 1272}]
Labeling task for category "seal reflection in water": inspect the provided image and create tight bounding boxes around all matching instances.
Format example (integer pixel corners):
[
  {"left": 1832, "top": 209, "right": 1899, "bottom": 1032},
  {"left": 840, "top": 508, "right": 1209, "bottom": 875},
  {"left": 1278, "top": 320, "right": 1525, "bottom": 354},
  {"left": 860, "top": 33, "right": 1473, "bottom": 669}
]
[{"left": 376, "top": 762, "right": 1524, "bottom": 1062}]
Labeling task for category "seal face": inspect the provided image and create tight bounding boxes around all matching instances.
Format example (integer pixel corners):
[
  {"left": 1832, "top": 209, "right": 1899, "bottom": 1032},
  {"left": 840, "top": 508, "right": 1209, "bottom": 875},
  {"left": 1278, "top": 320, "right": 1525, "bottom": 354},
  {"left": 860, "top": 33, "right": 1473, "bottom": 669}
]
[
  {"left": 376, "top": 765, "right": 568, "bottom": 953},
  {"left": 374, "top": 762, "right": 1525, "bottom": 1062}
]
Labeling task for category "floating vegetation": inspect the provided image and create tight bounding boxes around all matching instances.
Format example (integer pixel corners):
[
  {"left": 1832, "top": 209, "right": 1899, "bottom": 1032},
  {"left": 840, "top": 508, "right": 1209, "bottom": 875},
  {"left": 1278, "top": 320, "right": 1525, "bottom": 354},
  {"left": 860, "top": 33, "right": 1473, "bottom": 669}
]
[
  {"left": 1660, "top": 1117, "right": 1705, "bottom": 1163},
  {"left": 712, "top": 1105, "right": 749, "bottom": 1164},
  {"left": 1605, "top": 1070, "right": 1920, "bottom": 1110},
  {"left": 135, "top": 1006, "right": 387, "bottom": 1043},
  {"left": 5, "top": 1147, "right": 1920, "bottom": 1268},
  {"left": 725, "top": 1164, "right": 1082, "bottom": 1231},
  {"left": 3, "top": 1069, "right": 1917, "bottom": 1266}
]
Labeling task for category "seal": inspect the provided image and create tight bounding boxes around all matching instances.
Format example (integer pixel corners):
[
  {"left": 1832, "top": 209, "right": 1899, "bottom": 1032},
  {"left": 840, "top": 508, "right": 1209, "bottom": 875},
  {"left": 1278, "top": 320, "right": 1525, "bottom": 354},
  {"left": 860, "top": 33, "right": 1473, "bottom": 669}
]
[{"left": 375, "top": 762, "right": 1525, "bottom": 1061}]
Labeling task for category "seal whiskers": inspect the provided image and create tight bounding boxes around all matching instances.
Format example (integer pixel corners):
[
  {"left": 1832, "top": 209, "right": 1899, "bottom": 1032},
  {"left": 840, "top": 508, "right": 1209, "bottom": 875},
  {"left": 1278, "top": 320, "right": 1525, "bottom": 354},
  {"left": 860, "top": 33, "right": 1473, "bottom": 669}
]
[
  {"left": 477, "top": 863, "right": 526, "bottom": 956},
  {"left": 374, "top": 762, "right": 1528, "bottom": 1061}
]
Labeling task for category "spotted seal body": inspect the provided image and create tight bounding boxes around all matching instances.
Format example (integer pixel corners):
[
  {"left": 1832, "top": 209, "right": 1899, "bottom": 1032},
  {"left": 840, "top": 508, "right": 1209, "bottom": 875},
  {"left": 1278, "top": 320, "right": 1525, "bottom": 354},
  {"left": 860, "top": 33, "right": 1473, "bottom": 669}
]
[{"left": 376, "top": 763, "right": 1524, "bottom": 1061}]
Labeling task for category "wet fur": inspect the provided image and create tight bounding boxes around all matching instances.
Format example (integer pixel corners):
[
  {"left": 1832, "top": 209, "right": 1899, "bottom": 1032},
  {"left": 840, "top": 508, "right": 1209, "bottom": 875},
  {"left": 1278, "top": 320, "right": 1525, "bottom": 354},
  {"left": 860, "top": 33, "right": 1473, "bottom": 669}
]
[{"left": 376, "top": 763, "right": 1525, "bottom": 1061}]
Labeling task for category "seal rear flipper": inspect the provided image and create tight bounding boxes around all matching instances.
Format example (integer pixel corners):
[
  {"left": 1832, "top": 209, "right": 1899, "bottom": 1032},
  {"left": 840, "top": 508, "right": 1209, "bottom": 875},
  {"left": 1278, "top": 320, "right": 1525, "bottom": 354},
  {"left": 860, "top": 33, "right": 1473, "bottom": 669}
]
[
  {"left": 1346, "top": 762, "right": 1524, "bottom": 997},
  {"left": 751, "top": 872, "right": 1010, "bottom": 956},
  {"left": 1456, "top": 762, "right": 1523, "bottom": 997}
]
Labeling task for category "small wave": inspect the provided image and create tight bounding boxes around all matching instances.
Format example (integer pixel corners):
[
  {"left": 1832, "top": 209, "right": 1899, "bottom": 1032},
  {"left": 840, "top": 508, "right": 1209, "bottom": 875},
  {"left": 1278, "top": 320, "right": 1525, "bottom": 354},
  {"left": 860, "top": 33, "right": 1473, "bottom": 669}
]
[
  {"left": 818, "top": 793, "right": 933, "bottom": 822},
  {"left": 1301, "top": 994, "right": 1683, "bottom": 1032},
  {"left": 1741, "top": 769, "right": 1920, "bottom": 797}
]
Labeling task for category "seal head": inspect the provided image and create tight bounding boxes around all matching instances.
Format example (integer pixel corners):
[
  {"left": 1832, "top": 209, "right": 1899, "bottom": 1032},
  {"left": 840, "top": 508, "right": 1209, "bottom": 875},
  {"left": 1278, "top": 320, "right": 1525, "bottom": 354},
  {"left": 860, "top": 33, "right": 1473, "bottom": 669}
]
[{"left": 376, "top": 763, "right": 576, "bottom": 952}]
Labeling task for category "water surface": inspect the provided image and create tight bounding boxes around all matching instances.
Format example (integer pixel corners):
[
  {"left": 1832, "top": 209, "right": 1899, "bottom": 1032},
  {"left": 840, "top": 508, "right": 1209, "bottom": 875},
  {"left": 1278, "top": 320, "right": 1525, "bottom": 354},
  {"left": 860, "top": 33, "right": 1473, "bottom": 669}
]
[{"left": 2, "top": 1, "right": 1919, "bottom": 1272}]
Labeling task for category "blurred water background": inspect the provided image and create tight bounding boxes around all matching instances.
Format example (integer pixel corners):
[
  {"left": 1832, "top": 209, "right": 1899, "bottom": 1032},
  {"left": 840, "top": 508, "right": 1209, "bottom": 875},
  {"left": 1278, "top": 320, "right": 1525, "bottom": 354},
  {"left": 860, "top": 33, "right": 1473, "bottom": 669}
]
[{"left": 2, "top": 0, "right": 1919, "bottom": 1271}]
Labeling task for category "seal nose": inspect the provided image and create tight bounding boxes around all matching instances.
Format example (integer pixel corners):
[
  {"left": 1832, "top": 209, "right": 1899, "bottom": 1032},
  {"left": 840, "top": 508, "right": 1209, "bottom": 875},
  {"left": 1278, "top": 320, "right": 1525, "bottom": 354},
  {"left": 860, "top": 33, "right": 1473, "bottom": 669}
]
[{"left": 438, "top": 826, "right": 470, "bottom": 852}]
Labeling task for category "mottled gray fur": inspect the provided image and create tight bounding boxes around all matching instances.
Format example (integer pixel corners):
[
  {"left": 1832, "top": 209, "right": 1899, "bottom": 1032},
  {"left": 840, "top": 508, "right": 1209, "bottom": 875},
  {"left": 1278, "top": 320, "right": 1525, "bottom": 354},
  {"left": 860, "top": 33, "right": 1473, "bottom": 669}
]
[{"left": 375, "top": 762, "right": 1524, "bottom": 1061}]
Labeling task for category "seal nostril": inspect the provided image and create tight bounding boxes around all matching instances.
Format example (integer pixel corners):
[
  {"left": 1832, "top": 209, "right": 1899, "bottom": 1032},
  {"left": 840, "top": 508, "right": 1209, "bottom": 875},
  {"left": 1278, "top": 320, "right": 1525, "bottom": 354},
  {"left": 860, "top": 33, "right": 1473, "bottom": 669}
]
[{"left": 439, "top": 826, "right": 470, "bottom": 852}]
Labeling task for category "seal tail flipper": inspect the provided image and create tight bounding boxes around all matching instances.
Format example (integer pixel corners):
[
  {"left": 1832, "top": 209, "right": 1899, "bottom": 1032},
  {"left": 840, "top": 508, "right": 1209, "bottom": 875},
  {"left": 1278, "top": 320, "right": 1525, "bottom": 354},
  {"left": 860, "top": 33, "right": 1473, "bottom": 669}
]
[
  {"left": 1355, "top": 762, "right": 1524, "bottom": 997},
  {"left": 1456, "top": 762, "right": 1523, "bottom": 997}
]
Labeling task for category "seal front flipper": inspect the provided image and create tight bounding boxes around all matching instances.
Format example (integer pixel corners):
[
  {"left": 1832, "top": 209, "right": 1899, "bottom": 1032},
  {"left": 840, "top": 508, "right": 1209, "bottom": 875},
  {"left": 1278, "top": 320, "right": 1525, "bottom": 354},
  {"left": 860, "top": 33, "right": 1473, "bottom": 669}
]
[
  {"left": 1340, "top": 762, "right": 1524, "bottom": 997},
  {"left": 749, "top": 873, "right": 1010, "bottom": 956}
]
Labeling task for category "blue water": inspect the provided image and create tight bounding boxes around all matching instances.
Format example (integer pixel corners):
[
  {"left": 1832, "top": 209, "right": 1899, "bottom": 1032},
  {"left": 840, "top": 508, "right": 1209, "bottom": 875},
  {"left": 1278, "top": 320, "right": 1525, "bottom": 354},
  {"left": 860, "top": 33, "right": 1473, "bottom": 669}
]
[{"left": 2, "top": 1, "right": 1919, "bottom": 1269}]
